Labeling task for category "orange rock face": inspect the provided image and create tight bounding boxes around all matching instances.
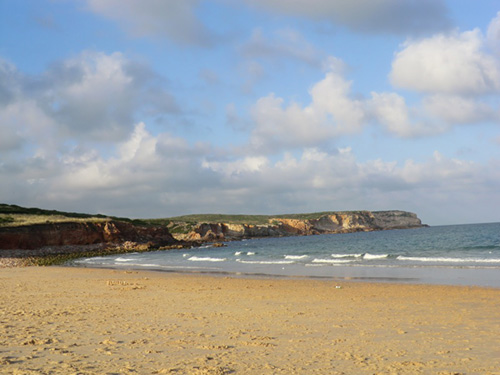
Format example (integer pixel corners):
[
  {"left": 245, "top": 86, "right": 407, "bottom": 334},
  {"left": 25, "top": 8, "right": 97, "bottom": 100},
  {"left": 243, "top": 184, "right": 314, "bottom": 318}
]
[
  {"left": 177, "top": 210, "right": 424, "bottom": 241},
  {"left": 0, "top": 221, "right": 177, "bottom": 250}
]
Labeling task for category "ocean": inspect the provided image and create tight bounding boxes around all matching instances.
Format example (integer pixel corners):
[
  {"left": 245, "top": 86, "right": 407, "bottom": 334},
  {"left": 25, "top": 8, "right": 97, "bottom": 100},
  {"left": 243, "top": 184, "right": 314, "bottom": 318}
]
[{"left": 72, "top": 222, "right": 500, "bottom": 287}]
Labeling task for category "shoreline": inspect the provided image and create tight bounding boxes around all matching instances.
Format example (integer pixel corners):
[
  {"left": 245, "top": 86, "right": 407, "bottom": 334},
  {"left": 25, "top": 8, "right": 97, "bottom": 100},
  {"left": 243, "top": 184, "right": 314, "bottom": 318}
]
[
  {"left": 68, "top": 261, "right": 500, "bottom": 289},
  {"left": 1, "top": 266, "right": 500, "bottom": 374}
]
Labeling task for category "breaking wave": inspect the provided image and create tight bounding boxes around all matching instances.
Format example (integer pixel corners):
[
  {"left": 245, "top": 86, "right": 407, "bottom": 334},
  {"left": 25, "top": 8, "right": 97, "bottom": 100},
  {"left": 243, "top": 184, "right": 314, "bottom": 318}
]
[{"left": 188, "top": 256, "right": 227, "bottom": 262}]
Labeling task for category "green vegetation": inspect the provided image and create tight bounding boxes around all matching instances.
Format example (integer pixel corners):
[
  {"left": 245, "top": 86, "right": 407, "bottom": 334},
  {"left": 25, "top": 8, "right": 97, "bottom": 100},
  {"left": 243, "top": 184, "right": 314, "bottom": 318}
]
[
  {"left": 0, "top": 203, "right": 147, "bottom": 227},
  {"left": 0, "top": 203, "right": 382, "bottom": 231},
  {"left": 147, "top": 211, "right": 374, "bottom": 234},
  {"left": 160, "top": 211, "right": 370, "bottom": 225},
  {"left": 0, "top": 203, "right": 106, "bottom": 218},
  {"left": 153, "top": 214, "right": 272, "bottom": 226},
  {"left": 0, "top": 213, "right": 112, "bottom": 227},
  {"left": 0, "top": 216, "right": 15, "bottom": 225},
  {"left": 271, "top": 211, "right": 369, "bottom": 220}
]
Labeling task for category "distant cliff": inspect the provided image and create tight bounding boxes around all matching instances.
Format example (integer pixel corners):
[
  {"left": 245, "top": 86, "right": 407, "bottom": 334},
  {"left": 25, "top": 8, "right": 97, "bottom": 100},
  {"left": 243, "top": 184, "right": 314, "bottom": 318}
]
[
  {"left": 0, "top": 205, "right": 425, "bottom": 258},
  {"left": 172, "top": 210, "right": 425, "bottom": 241},
  {"left": 0, "top": 220, "right": 178, "bottom": 251}
]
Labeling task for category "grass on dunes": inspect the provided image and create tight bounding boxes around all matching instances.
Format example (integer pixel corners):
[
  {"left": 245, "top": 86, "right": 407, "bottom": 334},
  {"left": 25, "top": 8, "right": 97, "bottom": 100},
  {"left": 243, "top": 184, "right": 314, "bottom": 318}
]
[
  {"left": 0, "top": 214, "right": 111, "bottom": 227},
  {"left": 0, "top": 204, "right": 142, "bottom": 228}
]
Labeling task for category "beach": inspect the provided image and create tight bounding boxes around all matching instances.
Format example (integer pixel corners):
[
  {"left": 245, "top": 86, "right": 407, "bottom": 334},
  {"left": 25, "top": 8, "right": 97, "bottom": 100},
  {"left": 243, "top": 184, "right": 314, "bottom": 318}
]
[{"left": 1, "top": 267, "right": 499, "bottom": 374}]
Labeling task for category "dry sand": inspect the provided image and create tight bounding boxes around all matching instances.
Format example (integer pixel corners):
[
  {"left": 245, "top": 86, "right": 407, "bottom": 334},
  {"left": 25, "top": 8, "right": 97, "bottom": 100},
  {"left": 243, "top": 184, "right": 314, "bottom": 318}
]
[{"left": 1, "top": 267, "right": 499, "bottom": 374}]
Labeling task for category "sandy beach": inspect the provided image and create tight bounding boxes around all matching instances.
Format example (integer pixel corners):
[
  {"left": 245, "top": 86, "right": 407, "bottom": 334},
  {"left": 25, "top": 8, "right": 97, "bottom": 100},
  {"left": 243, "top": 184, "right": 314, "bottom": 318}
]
[{"left": 1, "top": 267, "right": 499, "bottom": 374}]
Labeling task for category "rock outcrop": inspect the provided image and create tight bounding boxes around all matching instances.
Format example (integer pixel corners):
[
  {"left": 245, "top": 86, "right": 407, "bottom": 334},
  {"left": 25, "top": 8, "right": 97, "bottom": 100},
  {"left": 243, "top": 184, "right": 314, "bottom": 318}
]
[
  {"left": 0, "top": 221, "right": 178, "bottom": 250},
  {"left": 175, "top": 210, "right": 424, "bottom": 241},
  {"left": 0, "top": 210, "right": 425, "bottom": 256}
]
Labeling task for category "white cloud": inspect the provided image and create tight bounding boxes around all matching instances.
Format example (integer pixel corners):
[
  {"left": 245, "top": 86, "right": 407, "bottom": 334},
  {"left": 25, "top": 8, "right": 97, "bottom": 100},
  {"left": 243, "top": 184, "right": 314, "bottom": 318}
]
[
  {"left": 400, "top": 151, "right": 476, "bottom": 185},
  {"left": 1, "top": 114, "right": 498, "bottom": 223},
  {"left": 369, "top": 92, "right": 447, "bottom": 138},
  {"left": 390, "top": 29, "right": 500, "bottom": 95},
  {"left": 384, "top": 16, "right": 500, "bottom": 131},
  {"left": 203, "top": 156, "right": 269, "bottom": 176},
  {"left": 85, "top": 0, "right": 213, "bottom": 46},
  {"left": 248, "top": 58, "right": 365, "bottom": 152},
  {"left": 0, "top": 52, "right": 179, "bottom": 144},
  {"left": 118, "top": 122, "right": 157, "bottom": 163},
  {"left": 242, "top": 0, "right": 451, "bottom": 35},
  {"left": 0, "top": 59, "right": 20, "bottom": 106},
  {"left": 487, "top": 11, "right": 500, "bottom": 53},
  {"left": 422, "top": 95, "right": 499, "bottom": 125},
  {"left": 46, "top": 51, "right": 137, "bottom": 140},
  {"left": 199, "top": 146, "right": 498, "bottom": 224},
  {"left": 0, "top": 99, "right": 59, "bottom": 154}
]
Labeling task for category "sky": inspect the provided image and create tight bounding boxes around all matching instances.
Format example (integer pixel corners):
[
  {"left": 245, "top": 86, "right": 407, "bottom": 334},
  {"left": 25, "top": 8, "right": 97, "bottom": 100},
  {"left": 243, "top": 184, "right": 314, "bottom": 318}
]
[{"left": 1, "top": 0, "right": 500, "bottom": 225}]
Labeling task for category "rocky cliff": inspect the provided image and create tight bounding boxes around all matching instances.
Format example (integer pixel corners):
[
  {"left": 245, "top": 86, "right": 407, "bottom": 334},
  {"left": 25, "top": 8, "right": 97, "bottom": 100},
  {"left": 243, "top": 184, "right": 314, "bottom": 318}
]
[
  {"left": 0, "top": 220, "right": 178, "bottom": 250},
  {"left": 176, "top": 210, "right": 424, "bottom": 241}
]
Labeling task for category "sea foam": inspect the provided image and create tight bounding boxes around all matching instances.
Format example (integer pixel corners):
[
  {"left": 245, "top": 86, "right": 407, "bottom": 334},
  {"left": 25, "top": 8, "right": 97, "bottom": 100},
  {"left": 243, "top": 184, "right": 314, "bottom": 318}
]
[
  {"left": 332, "top": 253, "right": 363, "bottom": 258},
  {"left": 236, "top": 259, "right": 295, "bottom": 265},
  {"left": 363, "top": 253, "right": 389, "bottom": 260},
  {"left": 188, "top": 256, "right": 227, "bottom": 262},
  {"left": 397, "top": 256, "right": 500, "bottom": 263},
  {"left": 235, "top": 251, "right": 256, "bottom": 256},
  {"left": 284, "top": 255, "right": 309, "bottom": 260},
  {"left": 312, "top": 258, "right": 354, "bottom": 264}
]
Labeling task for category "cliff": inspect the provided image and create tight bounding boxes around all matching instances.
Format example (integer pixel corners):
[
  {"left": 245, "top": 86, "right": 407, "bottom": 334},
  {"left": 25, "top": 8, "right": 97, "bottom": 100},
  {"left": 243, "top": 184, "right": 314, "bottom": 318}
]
[
  {"left": 0, "top": 220, "right": 178, "bottom": 251},
  {"left": 0, "top": 205, "right": 425, "bottom": 262},
  {"left": 174, "top": 210, "right": 424, "bottom": 241}
]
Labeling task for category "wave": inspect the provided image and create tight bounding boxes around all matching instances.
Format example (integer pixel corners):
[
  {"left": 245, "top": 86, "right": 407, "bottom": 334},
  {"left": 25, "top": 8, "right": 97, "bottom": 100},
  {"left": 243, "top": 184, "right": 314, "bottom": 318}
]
[
  {"left": 236, "top": 259, "right": 295, "bottom": 265},
  {"left": 235, "top": 251, "right": 256, "bottom": 256},
  {"left": 188, "top": 256, "right": 227, "bottom": 262},
  {"left": 312, "top": 258, "right": 355, "bottom": 264},
  {"left": 363, "top": 253, "right": 389, "bottom": 260},
  {"left": 115, "top": 257, "right": 135, "bottom": 262},
  {"left": 331, "top": 253, "right": 362, "bottom": 259},
  {"left": 134, "top": 263, "right": 162, "bottom": 267},
  {"left": 76, "top": 256, "right": 110, "bottom": 262},
  {"left": 284, "top": 255, "right": 309, "bottom": 260},
  {"left": 397, "top": 256, "right": 500, "bottom": 263},
  {"left": 111, "top": 261, "right": 162, "bottom": 267}
]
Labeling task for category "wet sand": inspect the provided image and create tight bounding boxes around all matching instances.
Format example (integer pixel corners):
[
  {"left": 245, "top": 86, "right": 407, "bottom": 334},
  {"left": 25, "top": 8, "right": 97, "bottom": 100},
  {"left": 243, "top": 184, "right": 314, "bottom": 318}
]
[{"left": 1, "top": 267, "right": 500, "bottom": 374}]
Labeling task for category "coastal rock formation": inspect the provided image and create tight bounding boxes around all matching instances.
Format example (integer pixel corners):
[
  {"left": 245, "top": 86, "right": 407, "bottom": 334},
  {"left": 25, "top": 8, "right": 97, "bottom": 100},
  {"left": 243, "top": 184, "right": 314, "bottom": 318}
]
[
  {"left": 175, "top": 210, "right": 424, "bottom": 241},
  {"left": 0, "top": 209, "right": 424, "bottom": 257},
  {"left": 0, "top": 221, "right": 178, "bottom": 250}
]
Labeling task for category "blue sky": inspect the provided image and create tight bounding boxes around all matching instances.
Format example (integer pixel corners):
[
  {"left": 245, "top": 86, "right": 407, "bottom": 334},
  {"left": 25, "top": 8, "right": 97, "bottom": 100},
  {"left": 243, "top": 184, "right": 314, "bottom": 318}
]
[{"left": 1, "top": 0, "right": 500, "bottom": 225}]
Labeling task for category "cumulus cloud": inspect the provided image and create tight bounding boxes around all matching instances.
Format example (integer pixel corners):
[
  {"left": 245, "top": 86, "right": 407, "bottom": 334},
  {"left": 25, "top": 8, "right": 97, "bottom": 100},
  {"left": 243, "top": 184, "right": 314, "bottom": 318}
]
[
  {"left": 85, "top": 0, "right": 213, "bottom": 46},
  {"left": 8, "top": 122, "right": 219, "bottom": 217},
  {"left": 422, "top": 95, "right": 499, "bottom": 125},
  {"left": 200, "top": 146, "right": 498, "bottom": 223},
  {"left": 0, "top": 59, "right": 20, "bottom": 106},
  {"left": 390, "top": 29, "right": 500, "bottom": 95},
  {"left": 381, "top": 15, "right": 500, "bottom": 132},
  {"left": 1, "top": 112, "right": 498, "bottom": 223},
  {"left": 248, "top": 58, "right": 365, "bottom": 152},
  {"left": 0, "top": 52, "right": 179, "bottom": 145},
  {"left": 243, "top": 0, "right": 451, "bottom": 35},
  {"left": 369, "top": 92, "right": 448, "bottom": 138},
  {"left": 487, "top": 11, "right": 500, "bottom": 53},
  {"left": 0, "top": 98, "right": 57, "bottom": 154}
]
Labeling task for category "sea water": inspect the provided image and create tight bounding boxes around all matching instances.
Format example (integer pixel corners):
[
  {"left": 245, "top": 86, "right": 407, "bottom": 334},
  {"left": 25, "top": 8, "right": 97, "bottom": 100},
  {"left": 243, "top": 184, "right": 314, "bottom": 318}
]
[{"left": 72, "top": 222, "right": 500, "bottom": 287}]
